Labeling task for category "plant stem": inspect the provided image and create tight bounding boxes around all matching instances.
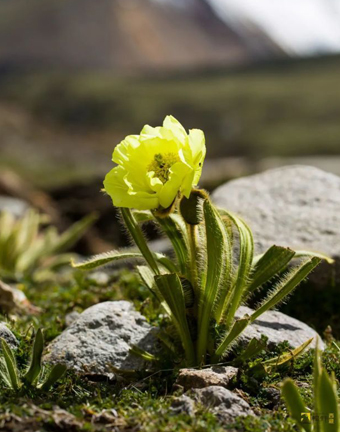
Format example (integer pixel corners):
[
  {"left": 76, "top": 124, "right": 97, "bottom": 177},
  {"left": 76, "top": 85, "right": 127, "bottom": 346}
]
[{"left": 121, "top": 208, "right": 160, "bottom": 275}]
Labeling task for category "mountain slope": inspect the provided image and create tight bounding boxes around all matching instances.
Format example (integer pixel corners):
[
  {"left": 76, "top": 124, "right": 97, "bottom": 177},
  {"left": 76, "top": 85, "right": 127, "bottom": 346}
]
[{"left": 0, "top": 0, "right": 282, "bottom": 73}]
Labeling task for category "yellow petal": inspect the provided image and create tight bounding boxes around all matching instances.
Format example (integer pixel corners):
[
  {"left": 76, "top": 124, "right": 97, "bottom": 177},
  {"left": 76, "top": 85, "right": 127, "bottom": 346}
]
[
  {"left": 163, "top": 115, "right": 188, "bottom": 145},
  {"left": 158, "top": 161, "right": 191, "bottom": 208},
  {"left": 104, "top": 167, "right": 159, "bottom": 210}
]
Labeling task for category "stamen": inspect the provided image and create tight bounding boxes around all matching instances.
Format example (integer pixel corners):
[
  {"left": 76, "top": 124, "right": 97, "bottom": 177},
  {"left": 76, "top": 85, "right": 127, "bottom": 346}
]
[{"left": 148, "top": 152, "right": 180, "bottom": 183}]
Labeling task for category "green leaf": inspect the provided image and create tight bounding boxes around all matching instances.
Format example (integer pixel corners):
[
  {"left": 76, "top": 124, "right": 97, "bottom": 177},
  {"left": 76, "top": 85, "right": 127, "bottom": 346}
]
[
  {"left": 156, "top": 215, "right": 189, "bottom": 275},
  {"left": 71, "top": 250, "right": 145, "bottom": 270},
  {"left": 121, "top": 208, "right": 160, "bottom": 275},
  {"left": 218, "top": 210, "right": 254, "bottom": 326},
  {"left": 314, "top": 344, "right": 322, "bottom": 419},
  {"left": 262, "top": 337, "right": 314, "bottom": 373},
  {"left": 130, "top": 345, "right": 159, "bottom": 362},
  {"left": 281, "top": 379, "right": 311, "bottom": 432},
  {"left": 155, "top": 274, "right": 195, "bottom": 366},
  {"left": 132, "top": 210, "right": 153, "bottom": 223},
  {"left": 197, "top": 199, "right": 231, "bottom": 364},
  {"left": 293, "top": 250, "right": 334, "bottom": 264},
  {"left": 0, "top": 358, "right": 12, "bottom": 388},
  {"left": 214, "top": 317, "right": 250, "bottom": 360},
  {"left": 156, "top": 255, "right": 179, "bottom": 273},
  {"left": 1, "top": 339, "right": 20, "bottom": 391},
  {"left": 24, "top": 329, "right": 44, "bottom": 384},
  {"left": 317, "top": 370, "right": 339, "bottom": 432},
  {"left": 248, "top": 246, "right": 296, "bottom": 293},
  {"left": 137, "top": 265, "right": 157, "bottom": 293},
  {"left": 236, "top": 337, "right": 267, "bottom": 364},
  {"left": 251, "top": 257, "right": 321, "bottom": 322},
  {"left": 50, "top": 213, "right": 97, "bottom": 254},
  {"left": 137, "top": 266, "right": 172, "bottom": 315},
  {"left": 40, "top": 364, "right": 67, "bottom": 392}
]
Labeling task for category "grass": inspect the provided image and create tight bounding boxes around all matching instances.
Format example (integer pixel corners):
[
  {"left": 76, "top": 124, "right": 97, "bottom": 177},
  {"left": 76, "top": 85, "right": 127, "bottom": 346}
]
[{"left": 1, "top": 266, "right": 340, "bottom": 431}]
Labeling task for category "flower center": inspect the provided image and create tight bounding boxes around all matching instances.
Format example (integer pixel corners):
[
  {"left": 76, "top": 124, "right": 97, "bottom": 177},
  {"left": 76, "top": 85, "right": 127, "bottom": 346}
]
[{"left": 148, "top": 153, "right": 180, "bottom": 184}]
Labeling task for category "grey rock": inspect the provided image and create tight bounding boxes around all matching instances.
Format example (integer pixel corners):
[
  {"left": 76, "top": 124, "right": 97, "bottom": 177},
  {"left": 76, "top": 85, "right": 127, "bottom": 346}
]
[
  {"left": 193, "top": 386, "right": 254, "bottom": 421},
  {"left": 212, "top": 166, "right": 340, "bottom": 285},
  {"left": 65, "top": 311, "right": 80, "bottom": 327},
  {"left": 46, "top": 301, "right": 158, "bottom": 376},
  {"left": 261, "top": 387, "right": 281, "bottom": 409},
  {"left": 175, "top": 366, "right": 238, "bottom": 391},
  {"left": 0, "top": 323, "right": 18, "bottom": 349},
  {"left": 0, "top": 196, "right": 29, "bottom": 217},
  {"left": 236, "top": 306, "right": 324, "bottom": 350},
  {"left": 87, "top": 271, "right": 110, "bottom": 286},
  {"left": 171, "top": 394, "right": 196, "bottom": 416},
  {"left": 172, "top": 386, "right": 254, "bottom": 421},
  {"left": 149, "top": 238, "right": 172, "bottom": 255}
]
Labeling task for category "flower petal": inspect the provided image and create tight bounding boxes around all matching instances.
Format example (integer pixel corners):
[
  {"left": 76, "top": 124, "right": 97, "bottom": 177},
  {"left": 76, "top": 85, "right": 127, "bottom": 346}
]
[
  {"left": 158, "top": 161, "right": 192, "bottom": 208},
  {"left": 188, "top": 129, "right": 206, "bottom": 165},
  {"left": 104, "top": 166, "right": 159, "bottom": 210},
  {"left": 163, "top": 115, "right": 188, "bottom": 146}
]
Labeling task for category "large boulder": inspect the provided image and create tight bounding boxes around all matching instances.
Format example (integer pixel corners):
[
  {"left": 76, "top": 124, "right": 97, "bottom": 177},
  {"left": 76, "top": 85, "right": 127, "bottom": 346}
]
[
  {"left": 237, "top": 306, "right": 323, "bottom": 350},
  {"left": 212, "top": 165, "right": 340, "bottom": 286},
  {"left": 45, "top": 301, "right": 158, "bottom": 377}
]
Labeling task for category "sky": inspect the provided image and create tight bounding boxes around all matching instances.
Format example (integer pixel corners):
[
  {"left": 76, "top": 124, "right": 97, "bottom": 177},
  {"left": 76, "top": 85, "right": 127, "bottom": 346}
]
[
  {"left": 208, "top": 0, "right": 340, "bottom": 54},
  {"left": 154, "top": 0, "right": 340, "bottom": 55}
]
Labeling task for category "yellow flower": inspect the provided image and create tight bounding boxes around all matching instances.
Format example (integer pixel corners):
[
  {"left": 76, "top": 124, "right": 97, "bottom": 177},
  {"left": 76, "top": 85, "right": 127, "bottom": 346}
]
[{"left": 104, "top": 116, "right": 206, "bottom": 210}]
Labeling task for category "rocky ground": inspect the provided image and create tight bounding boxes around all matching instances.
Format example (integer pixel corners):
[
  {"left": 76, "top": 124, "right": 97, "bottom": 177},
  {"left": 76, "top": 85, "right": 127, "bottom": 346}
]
[{"left": 0, "top": 165, "right": 340, "bottom": 431}]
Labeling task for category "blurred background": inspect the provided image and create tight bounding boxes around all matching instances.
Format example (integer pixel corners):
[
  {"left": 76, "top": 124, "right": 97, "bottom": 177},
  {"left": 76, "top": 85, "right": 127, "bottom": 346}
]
[{"left": 1, "top": 0, "right": 340, "bottom": 251}]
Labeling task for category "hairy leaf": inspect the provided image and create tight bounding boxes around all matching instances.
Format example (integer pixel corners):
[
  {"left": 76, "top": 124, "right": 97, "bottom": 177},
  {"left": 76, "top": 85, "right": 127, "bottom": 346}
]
[
  {"left": 251, "top": 257, "right": 321, "bottom": 322},
  {"left": 71, "top": 250, "right": 144, "bottom": 270},
  {"left": 218, "top": 210, "right": 253, "bottom": 326},
  {"left": 197, "top": 199, "right": 230, "bottom": 363},
  {"left": 214, "top": 317, "right": 250, "bottom": 360},
  {"left": 249, "top": 246, "right": 296, "bottom": 293},
  {"left": 156, "top": 215, "right": 189, "bottom": 276},
  {"left": 155, "top": 274, "right": 195, "bottom": 366}
]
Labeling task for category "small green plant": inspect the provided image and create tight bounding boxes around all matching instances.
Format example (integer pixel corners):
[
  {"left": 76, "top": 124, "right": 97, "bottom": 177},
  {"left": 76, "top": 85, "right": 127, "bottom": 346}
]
[
  {"left": 282, "top": 345, "right": 339, "bottom": 431},
  {"left": 0, "top": 209, "right": 96, "bottom": 281},
  {"left": 0, "top": 329, "right": 67, "bottom": 392},
  {"left": 73, "top": 116, "right": 330, "bottom": 367}
]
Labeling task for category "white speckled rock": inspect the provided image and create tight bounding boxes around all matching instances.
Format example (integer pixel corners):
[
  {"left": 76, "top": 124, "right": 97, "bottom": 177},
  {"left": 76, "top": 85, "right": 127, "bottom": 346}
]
[
  {"left": 212, "top": 166, "right": 340, "bottom": 286},
  {"left": 45, "top": 301, "right": 158, "bottom": 376},
  {"left": 172, "top": 386, "right": 254, "bottom": 421}
]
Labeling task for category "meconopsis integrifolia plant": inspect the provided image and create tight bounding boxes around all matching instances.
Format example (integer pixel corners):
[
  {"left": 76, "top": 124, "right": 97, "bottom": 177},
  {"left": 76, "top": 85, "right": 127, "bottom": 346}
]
[{"left": 72, "top": 115, "right": 330, "bottom": 367}]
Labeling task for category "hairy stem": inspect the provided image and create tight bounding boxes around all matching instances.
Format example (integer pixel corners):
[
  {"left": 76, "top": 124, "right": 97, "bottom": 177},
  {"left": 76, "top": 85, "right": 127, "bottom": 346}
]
[{"left": 121, "top": 208, "right": 160, "bottom": 275}]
